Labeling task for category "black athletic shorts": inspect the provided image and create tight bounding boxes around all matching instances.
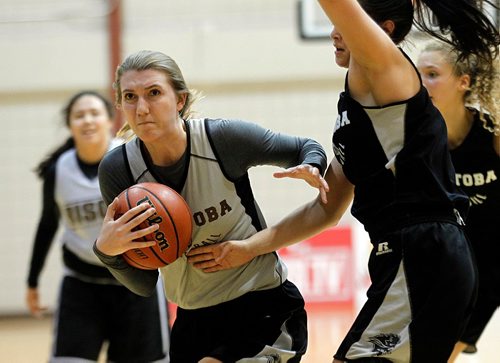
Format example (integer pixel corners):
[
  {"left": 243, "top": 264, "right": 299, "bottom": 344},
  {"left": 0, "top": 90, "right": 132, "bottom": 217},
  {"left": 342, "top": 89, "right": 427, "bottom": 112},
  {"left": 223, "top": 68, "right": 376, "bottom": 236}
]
[
  {"left": 52, "top": 275, "right": 169, "bottom": 362},
  {"left": 169, "top": 280, "right": 308, "bottom": 363},
  {"left": 334, "top": 221, "right": 477, "bottom": 362}
]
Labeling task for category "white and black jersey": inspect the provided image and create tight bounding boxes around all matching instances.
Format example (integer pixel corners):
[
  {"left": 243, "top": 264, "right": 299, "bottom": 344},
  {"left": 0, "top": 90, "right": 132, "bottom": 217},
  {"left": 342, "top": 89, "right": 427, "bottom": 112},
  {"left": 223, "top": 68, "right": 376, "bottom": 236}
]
[
  {"left": 55, "top": 148, "right": 109, "bottom": 266},
  {"left": 330, "top": 51, "right": 476, "bottom": 362},
  {"left": 95, "top": 118, "right": 324, "bottom": 362},
  {"left": 28, "top": 141, "right": 121, "bottom": 287},
  {"left": 96, "top": 118, "right": 327, "bottom": 308},
  {"left": 332, "top": 70, "right": 469, "bottom": 235},
  {"left": 27, "top": 139, "right": 169, "bottom": 362}
]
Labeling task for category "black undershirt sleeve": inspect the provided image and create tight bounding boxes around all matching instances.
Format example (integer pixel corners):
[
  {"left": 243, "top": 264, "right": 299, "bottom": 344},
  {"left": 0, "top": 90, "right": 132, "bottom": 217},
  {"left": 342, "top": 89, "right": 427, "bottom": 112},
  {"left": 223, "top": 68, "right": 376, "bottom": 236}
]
[
  {"left": 206, "top": 119, "right": 327, "bottom": 180},
  {"left": 92, "top": 243, "right": 159, "bottom": 297},
  {"left": 27, "top": 164, "right": 60, "bottom": 288}
]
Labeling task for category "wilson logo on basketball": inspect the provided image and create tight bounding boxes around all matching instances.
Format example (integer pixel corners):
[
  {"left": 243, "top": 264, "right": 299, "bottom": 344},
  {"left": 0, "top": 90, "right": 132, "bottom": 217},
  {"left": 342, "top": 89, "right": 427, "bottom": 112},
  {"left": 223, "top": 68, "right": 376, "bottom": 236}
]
[
  {"left": 116, "top": 182, "right": 192, "bottom": 270},
  {"left": 137, "top": 195, "right": 170, "bottom": 251}
]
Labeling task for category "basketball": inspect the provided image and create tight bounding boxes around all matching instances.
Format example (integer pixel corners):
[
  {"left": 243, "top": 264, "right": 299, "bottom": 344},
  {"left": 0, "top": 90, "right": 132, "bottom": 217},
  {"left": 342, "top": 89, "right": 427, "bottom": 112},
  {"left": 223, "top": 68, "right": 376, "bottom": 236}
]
[{"left": 115, "top": 182, "right": 192, "bottom": 270}]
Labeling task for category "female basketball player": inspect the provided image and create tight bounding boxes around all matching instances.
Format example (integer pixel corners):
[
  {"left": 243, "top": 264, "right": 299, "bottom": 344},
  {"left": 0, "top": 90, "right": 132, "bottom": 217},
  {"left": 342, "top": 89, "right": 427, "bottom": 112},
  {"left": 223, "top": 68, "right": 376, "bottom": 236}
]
[
  {"left": 417, "top": 40, "right": 500, "bottom": 362},
  {"left": 93, "top": 50, "right": 328, "bottom": 363},
  {"left": 186, "top": 0, "right": 500, "bottom": 362},
  {"left": 26, "top": 91, "right": 169, "bottom": 362}
]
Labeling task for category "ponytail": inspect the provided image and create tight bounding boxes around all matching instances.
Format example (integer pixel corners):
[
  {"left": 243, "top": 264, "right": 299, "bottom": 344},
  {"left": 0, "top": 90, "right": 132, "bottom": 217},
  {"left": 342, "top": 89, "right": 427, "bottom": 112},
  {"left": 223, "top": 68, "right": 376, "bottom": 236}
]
[{"left": 414, "top": 0, "right": 500, "bottom": 70}]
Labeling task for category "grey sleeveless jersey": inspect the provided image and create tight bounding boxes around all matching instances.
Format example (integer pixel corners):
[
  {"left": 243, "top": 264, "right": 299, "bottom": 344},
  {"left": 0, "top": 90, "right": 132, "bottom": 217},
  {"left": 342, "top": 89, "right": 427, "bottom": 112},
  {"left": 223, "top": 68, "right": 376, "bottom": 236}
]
[
  {"left": 125, "top": 119, "right": 287, "bottom": 308},
  {"left": 55, "top": 149, "right": 106, "bottom": 265},
  {"left": 55, "top": 141, "right": 121, "bottom": 266}
]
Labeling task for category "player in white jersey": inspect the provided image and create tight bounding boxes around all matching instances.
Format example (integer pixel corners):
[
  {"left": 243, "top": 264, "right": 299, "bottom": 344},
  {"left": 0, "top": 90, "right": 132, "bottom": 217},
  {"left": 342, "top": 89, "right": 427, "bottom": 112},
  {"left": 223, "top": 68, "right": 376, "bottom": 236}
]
[
  {"left": 27, "top": 91, "right": 169, "bottom": 362},
  {"left": 93, "top": 50, "right": 329, "bottom": 363}
]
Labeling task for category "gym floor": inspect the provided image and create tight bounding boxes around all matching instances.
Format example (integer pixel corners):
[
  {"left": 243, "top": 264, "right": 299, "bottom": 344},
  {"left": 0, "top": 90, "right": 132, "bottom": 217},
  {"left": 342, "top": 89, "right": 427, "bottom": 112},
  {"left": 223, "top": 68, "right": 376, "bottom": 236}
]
[{"left": 1, "top": 305, "right": 499, "bottom": 362}]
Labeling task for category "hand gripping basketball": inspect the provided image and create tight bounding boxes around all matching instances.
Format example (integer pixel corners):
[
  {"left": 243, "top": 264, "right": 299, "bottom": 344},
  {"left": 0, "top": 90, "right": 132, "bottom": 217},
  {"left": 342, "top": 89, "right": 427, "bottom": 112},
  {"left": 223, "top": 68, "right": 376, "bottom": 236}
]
[{"left": 113, "top": 183, "right": 193, "bottom": 269}]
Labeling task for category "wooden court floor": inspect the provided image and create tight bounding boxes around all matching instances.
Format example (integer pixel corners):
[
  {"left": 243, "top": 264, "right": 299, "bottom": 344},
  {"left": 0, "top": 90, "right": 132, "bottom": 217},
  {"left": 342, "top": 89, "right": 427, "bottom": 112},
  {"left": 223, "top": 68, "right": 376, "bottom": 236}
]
[{"left": 1, "top": 306, "right": 499, "bottom": 362}]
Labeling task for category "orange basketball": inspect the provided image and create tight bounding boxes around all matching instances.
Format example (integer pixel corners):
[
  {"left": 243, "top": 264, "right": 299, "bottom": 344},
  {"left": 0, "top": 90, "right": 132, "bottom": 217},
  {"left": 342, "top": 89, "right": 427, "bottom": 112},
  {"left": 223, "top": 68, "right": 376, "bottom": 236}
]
[{"left": 115, "top": 182, "right": 192, "bottom": 270}]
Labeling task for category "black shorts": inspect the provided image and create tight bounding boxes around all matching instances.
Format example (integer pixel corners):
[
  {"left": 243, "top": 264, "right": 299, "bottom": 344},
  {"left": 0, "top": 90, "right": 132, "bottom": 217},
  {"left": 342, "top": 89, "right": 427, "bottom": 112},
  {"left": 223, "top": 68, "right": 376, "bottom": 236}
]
[
  {"left": 169, "top": 280, "right": 308, "bottom": 363},
  {"left": 52, "top": 275, "right": 169, "bottom": 362},
  {"left": 334, "top": 221, "right": 477, "bottom": 362}
]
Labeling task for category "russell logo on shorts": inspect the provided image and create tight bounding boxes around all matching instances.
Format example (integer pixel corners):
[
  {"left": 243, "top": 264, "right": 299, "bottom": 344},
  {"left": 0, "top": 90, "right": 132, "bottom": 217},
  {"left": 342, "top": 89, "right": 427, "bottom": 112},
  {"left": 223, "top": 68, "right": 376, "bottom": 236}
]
[{"left": 375, "top": 241, "right": 393, "bottom": 256}]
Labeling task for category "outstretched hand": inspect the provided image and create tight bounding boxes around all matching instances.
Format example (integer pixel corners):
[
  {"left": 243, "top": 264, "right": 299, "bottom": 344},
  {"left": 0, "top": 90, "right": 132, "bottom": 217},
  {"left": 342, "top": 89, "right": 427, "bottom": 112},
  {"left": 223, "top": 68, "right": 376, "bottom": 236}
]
[
  {"left": 187, "top": 240, "right": 254, "bottom": 273},
  {"left": 95, "top": 198, "right": 159, "bottom": 256},
  {"left": 273, "top": 164, "right": 329, "bottom": 203}
]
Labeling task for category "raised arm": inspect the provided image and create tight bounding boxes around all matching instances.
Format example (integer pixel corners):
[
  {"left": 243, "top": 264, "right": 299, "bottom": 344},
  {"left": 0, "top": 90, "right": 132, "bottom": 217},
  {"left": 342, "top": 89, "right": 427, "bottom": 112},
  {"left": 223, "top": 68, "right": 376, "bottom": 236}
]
[
  {"left": 318, "top": 0, "right": 397, "bottom": 70},
  {"left": 317, "top": 0, "right": 419, "bottom": 105}
]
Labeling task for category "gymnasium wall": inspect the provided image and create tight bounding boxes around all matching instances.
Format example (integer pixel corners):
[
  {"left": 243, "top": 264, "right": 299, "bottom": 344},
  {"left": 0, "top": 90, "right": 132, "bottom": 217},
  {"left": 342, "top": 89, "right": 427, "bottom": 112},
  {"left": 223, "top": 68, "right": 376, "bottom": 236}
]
[{"left": 0, "top": 0, "right": 422, "bottom": 314}]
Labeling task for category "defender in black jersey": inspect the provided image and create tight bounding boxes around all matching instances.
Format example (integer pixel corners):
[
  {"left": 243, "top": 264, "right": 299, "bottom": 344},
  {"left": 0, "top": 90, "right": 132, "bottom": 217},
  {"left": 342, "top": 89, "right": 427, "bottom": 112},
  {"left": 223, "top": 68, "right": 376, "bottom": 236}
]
[
  {"left": 93, "top": 50, "right": 329, "bottom": 363},
  {"left": 418, "top": 41, "right": 500, "bottom": 362},
  {"left": 188, "top": 1, "right": 500, "bottom": 362},
  {"left": 27, "top": 91, "right": 169, "bottom": 362}
]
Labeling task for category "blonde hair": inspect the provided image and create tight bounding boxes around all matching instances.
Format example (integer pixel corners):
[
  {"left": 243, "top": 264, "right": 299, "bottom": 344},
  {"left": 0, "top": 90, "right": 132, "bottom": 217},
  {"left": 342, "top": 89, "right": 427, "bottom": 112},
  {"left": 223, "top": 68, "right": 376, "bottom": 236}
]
[
  {"left": 422, "top": 40, "right": 500, "bottom": 135},
  {"left": 113, "top": 50, "right": 202, "bottom": 140}
]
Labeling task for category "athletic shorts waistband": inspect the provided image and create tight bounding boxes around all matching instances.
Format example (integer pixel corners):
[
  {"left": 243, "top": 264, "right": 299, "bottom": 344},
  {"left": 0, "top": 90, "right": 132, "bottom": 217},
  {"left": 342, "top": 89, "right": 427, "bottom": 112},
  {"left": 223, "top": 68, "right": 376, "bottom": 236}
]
[
  {"left": 365, "top": 208, "right": 465, "bottom": 241},
  {"left": 177, "top": 280, "right": 304, "bottom": 317}
]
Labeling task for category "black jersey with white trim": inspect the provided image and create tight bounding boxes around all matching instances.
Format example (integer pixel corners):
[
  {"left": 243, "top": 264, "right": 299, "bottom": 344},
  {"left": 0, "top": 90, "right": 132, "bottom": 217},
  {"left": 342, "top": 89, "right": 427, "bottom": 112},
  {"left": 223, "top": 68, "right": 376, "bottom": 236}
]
[
  {"left": 451, "top": 111, "right": 500, "bottom": 233},
  {"left": 332, "top": 54, "right": 469, "bottom": 234}
]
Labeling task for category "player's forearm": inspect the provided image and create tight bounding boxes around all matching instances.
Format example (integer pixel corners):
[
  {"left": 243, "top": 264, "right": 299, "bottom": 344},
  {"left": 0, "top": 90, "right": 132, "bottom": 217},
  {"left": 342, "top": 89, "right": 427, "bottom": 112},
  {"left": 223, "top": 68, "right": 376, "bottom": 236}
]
[
  {"left": 248, "top": 161, "right": 353, "bottom": 257},
  {"left": 246, "top": 196, "right": 339, "bottom": 257},
  {"left": 93, "top": 242, "right": 159, "bottom": 296}
]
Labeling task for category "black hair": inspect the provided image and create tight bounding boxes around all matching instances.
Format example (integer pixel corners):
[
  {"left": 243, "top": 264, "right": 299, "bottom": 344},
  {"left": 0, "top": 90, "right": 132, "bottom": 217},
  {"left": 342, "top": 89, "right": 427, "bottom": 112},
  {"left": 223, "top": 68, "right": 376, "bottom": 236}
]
[
  {"left": 358, "top": 0, "right": 414, "bottom": 44},
  {"left": 414, "top": 0, "right": 500, "bottom": 67},
  {"left": 358, "top": 0, "right": 500, "bottom": 73},
  {"left": 62, "top": 90, "right": 114, "bottom": 126},
  {"left": 34, "top": 90, "right": 114, "bottom": 179}
]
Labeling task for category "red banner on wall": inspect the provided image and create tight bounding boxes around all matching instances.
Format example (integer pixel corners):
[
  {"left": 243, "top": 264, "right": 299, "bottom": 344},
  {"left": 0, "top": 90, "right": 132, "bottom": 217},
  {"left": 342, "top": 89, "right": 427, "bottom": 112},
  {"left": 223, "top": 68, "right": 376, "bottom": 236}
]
[{"left": 279, "top": 227, "right": 354, "bottom": 308}]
